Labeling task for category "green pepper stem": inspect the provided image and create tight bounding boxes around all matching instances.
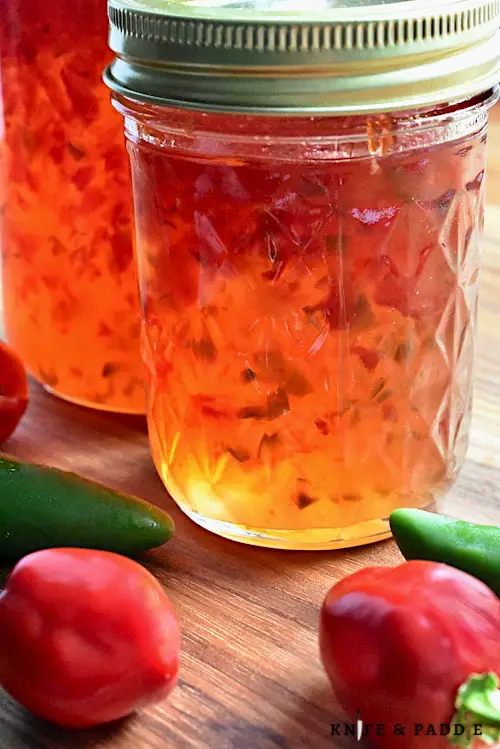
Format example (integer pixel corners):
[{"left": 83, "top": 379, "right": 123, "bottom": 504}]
[{"left": 449, "top": 673, "right": 500, "bottom": 747}]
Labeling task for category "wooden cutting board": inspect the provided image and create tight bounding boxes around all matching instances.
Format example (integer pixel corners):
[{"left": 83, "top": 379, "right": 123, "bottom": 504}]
[{"left": 1, "top": 108, "right": 500, "bottom": 749}]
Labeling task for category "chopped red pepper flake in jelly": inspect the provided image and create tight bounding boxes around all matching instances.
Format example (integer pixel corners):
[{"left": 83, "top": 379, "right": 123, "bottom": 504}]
[{"left": 0, "top": 0, "right": 143, "bottom": 412}]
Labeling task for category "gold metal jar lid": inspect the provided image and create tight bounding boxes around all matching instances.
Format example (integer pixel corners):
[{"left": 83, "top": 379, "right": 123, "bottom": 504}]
[{"left": 104, "top": 0, "right": 500, "bottom": 114}]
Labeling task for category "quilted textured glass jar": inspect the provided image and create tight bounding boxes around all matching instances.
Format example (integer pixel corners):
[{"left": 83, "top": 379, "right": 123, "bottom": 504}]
[{"left": 105, "top": 0, "right": 500, "bottom": 548}]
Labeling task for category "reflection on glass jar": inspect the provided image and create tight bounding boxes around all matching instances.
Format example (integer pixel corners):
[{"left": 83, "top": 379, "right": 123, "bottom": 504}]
[
  {"left": 106, "top": 0, "right": 500, "bottom": 547},
  {"left": 0, "top": 0, "right": 144, "bottom": 413}
]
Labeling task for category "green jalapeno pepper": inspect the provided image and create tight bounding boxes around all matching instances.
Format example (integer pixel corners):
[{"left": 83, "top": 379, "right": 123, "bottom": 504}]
[
  {"left": 390, "top": 508, "right": 500, "bottom": 596},
  {"left": 0, "top": 454, "right": 174, "bottom": 559}
]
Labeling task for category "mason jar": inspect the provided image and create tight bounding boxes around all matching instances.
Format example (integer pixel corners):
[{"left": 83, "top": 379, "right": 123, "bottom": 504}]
[
  {"left": 105, "top": 0, "right": 500, "bottom": 548},
  {"left": 0, "top": 0, "right": 145, "bottom": 413}
]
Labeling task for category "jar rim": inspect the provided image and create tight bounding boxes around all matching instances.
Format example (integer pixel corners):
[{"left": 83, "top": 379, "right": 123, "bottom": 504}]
[{"left": 113, "top": 87, "right": 498, "bottom": 164}]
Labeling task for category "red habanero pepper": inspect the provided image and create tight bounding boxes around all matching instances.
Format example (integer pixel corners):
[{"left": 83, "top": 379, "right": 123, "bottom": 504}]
[
  {"left": 320, "top": 561, "right": 500, "bottom": 749},
  {"left": 0, "top": 341, "right": 28, "bottom": 444},
  {"left": 0, "top": 549, "right": 180, "bottom": 728}
]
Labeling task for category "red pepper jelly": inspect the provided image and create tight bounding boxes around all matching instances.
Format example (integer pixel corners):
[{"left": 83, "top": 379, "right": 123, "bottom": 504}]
[
  {"left": 105, "top": 0, "right": 500, "bottom": 547},
  {"left": 0, "top": 0, "right": 144, "bottom": 412}
]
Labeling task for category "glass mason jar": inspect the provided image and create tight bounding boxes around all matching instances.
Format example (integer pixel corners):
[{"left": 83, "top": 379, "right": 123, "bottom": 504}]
[
  {"left": 105, "top": 0, "right": 500, "bottom": 548},
  {"left": 0, "top": 0, "right": 145, "bottom": 413}
]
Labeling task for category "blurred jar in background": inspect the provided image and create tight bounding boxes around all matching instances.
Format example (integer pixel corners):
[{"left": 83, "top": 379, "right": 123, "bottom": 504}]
[{"left": 0, "top": 0, "right": 145, "bottom": 413}]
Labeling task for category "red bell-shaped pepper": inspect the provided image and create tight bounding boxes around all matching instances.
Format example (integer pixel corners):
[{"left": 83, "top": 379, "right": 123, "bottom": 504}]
[
  {"left": 0, "top": 341, "right": 28, "bottom": 444},
  {"left": 0, "top": 548, "right": 180, "bottom": 728},
  {"left": 320, "top": 561, "right": 500, "bottom": 749}
]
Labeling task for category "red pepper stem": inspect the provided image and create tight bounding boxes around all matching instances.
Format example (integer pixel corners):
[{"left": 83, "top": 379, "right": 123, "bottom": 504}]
[{"left": 448, "top": 673, "right": 500, "bottom": 747}]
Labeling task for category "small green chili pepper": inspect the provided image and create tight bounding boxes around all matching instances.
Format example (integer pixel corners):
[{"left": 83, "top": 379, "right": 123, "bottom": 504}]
[
  {"left": 389, "top": 508, "right": 500, "bottom": 596},
  {"left": 0, "top": 454, "right": 175, "bottom": 559}
]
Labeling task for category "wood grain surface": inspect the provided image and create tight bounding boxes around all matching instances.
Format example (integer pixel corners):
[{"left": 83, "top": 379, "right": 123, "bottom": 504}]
[{"left": 1, "top": 108, "right": 500, "bottom": 749}]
